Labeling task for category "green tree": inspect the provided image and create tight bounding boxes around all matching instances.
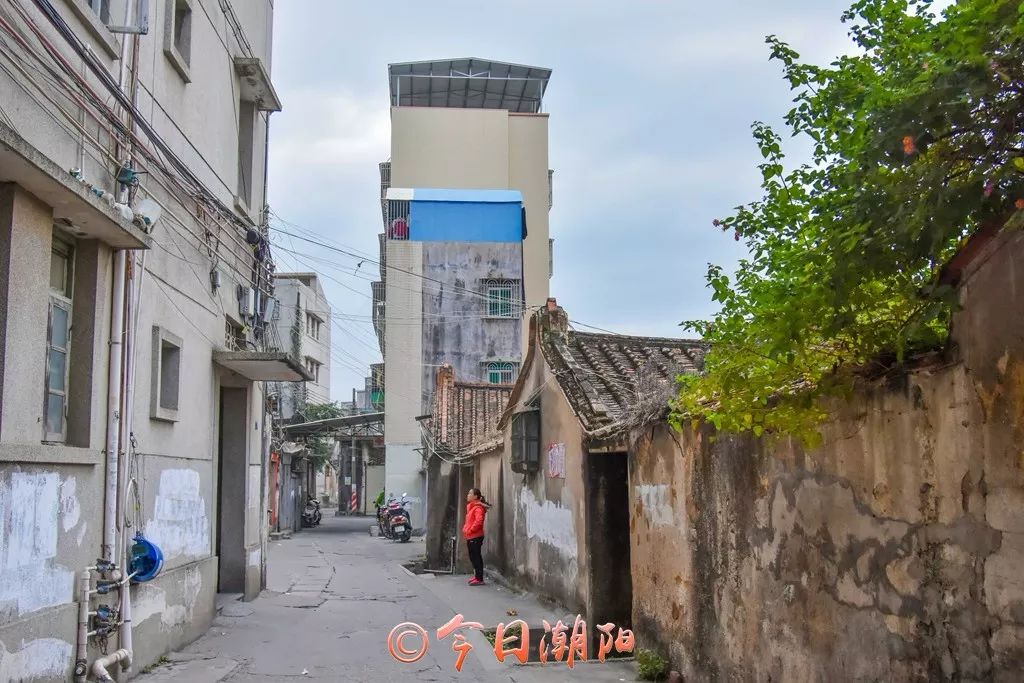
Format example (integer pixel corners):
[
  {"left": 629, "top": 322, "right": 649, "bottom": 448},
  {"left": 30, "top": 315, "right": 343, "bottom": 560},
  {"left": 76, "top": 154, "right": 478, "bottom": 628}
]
[
  {"left": 302, "top": 401, "right": 342, "bottom": 471},
  {"left": 673, "top": 0, "right": 1024, "bottom": 443}
]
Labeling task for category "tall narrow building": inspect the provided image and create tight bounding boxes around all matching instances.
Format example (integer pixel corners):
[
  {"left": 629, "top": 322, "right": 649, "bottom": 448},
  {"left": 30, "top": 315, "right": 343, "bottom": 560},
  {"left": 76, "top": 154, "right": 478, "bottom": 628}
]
[{"left": 372, "top": 59, "right": 553, "bottom": 525}]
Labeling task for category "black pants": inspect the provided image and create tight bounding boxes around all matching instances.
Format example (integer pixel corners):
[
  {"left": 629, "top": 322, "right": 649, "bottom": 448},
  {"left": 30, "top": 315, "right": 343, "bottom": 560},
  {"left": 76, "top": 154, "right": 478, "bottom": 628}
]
[{"left": 466, "top": 537, "right": 484, "bottom": 580}]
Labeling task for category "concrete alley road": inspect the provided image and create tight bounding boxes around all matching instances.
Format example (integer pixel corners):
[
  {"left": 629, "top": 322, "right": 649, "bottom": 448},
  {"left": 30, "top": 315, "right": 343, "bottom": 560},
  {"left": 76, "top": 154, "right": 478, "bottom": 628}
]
[{"left": 137, "top": 516, "right": 637, "bottom": 682}]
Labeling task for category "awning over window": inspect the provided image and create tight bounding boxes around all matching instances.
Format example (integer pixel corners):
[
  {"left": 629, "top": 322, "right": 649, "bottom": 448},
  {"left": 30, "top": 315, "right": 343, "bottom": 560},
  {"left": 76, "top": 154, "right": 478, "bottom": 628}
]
[
  {"left": 0, "top": 123, "right": 151, "bottom": 249},
  {"left": 213, "top": 351, "right": 311, "bottom": 382},
  {"left": 234, "top": 57, "right": 283, "bottom": 112}
]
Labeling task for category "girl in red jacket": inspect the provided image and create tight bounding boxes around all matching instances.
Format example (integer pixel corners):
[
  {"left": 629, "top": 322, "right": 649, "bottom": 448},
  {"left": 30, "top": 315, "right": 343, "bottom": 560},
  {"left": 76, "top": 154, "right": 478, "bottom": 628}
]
[{"left": 462, "top": 488, "right": 490, "bottom": 585}]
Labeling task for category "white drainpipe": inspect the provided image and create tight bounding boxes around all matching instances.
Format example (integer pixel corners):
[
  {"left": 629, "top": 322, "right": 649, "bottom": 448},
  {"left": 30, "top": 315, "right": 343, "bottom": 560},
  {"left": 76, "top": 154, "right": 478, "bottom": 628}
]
[
  {"left": 117, "top": 251, "right": 145, "bottom": 675},
  {"left": 102, "top": 250, "right": 127, "bottom": 564},
  {"left": 73, "top": 569, "right": 92, "bottom": 682},
  {"left": 91, "top": 649, "right": 131, "bottom": 683}
]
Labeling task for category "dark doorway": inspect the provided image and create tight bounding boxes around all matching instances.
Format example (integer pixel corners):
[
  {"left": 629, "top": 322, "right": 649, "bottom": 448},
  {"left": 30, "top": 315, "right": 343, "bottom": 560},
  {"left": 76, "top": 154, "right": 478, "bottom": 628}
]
[
  {"left": 217, "top": 387, "right": 248, "bottom": 594},
  {"left": 586, "top": 452, "right": 632, "bottom": 645}
]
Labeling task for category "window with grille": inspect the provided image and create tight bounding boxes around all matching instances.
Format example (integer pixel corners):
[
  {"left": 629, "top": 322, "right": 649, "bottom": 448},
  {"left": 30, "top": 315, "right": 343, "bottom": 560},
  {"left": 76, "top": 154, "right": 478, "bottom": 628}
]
[
  {"left": 484, "top": 279, "right": 519, "bottom": 318},
  {"left": 510, "top": 409, "right": 540, "bottom": 474},
  {"left": 486, "top": 361, "right": 517, "bottom": 385},
  {"left": 44, "top": 232, "right": 74, "bottom": 442}
]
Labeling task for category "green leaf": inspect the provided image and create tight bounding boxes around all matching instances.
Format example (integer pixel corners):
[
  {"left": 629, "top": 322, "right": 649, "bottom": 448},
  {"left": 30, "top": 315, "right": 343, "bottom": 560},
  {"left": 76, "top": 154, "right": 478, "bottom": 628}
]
[{"left": 671, "top": 0, "right": 1001, "bottom": 444}]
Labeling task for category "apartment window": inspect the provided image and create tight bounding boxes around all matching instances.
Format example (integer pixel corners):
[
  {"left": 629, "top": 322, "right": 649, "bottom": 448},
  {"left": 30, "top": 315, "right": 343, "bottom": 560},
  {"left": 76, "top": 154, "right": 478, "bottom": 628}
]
[
  {"left": 484, "top": 279, "right": 519, "bottom": 318},
  {"left": 306, "top": 313, "right": 322, "bottom": 341},
  {"left": 84, "top": 0, "right": 110, "bottom": 23},
  {"left": 163, "top": 0, "right": 193, "bottom": 81},
  {"left": 44, "top": 232, "right": 74, "bottom": 442},
  {"left": 225, "top": 320, "right": 246, "bottom": 351},
  {"left": 151, "top": 327, "right": 182, "bottom": 422},
  {"left": 486, "top": 361, "right": 517, "bottom": 385},
  {"left": 305, "top": 357, "right": 322, "bottom": 384},
  {"left": 510, "top": 409, "right": 540, "bottom": 474},
  {"left": 237, "top": 99, "right": 256, "bottom": 208}
]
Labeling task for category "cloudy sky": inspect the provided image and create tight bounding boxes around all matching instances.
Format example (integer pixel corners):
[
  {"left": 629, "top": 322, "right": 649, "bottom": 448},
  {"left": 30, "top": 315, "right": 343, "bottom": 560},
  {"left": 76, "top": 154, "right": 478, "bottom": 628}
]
[{"left": 266, "top": 0, "right": 859, "bottom": 401}]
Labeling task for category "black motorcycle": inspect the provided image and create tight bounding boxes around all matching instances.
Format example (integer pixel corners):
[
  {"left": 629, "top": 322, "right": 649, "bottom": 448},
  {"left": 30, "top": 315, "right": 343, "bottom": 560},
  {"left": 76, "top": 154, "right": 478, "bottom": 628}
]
[{"left": 302, "top": 497, "right": 322, "bottom": 528}]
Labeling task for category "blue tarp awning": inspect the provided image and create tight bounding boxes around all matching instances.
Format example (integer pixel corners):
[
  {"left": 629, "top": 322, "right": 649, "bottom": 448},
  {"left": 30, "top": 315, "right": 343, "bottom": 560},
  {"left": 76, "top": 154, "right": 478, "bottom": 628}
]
[{"left": 386, "top": 188, "right": 525, "bottom": 242}]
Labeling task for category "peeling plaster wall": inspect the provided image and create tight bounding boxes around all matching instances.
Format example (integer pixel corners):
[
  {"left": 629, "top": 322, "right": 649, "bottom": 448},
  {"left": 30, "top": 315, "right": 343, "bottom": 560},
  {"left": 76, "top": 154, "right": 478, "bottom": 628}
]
[
  {"left": 630, "top": 229, "right": 1024, "bottom": 681},
  {"left": 0, "top": 459, "right": 100, "bottom": 682},
  {"left": 479, "top": 354, "right": 590, "bottom": 616},
  {"left": 421, "top": 241, "right": 523, "bottom": 567}
]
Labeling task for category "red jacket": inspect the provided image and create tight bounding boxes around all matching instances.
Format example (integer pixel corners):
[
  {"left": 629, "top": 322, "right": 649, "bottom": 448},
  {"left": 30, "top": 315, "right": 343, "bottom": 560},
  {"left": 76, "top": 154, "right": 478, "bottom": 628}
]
[{"left": 463, "top": 500, "right": 487, "bottom": 539}]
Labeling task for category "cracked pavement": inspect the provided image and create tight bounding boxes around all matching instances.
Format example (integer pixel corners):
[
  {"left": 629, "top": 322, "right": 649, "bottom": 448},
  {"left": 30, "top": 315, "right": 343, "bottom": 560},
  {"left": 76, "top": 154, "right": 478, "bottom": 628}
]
[{"left": 135, "top": 516, "right": 637, "bottom": 682}]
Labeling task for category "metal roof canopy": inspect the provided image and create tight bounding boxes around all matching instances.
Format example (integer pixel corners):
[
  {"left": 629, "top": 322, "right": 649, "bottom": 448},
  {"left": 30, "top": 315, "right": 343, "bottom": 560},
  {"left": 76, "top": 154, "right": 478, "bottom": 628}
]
[
  {"left": 284, "top": 412, "right": 384, "bottom": 437},
  {"left": 388, "top": 58, "right": 552, "bottom": 114}
]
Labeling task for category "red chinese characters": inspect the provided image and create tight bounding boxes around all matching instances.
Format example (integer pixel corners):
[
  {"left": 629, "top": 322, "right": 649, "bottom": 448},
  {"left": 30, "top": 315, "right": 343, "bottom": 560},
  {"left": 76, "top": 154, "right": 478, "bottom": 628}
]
[
  {"left": 388, "top": 615, "right": 634, "bottom": 670},
  {"left": 436, "top": 614, "right": 483, "bottom": 672}
]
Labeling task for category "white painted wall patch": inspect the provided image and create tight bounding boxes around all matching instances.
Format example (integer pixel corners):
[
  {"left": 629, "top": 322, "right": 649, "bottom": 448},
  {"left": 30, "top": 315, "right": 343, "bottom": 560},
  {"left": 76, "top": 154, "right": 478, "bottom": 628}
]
[
  {"left": 518, "top": 488, "right": 577, "bottom": 560},
  {"left": 59, "top": 476, "right": 80, "bottom": 532},
  {"left": 635, "top": 484, "right": 674, "bottom": 527},
  {"left": 0, "top": 472, "right": 74, "bottom": 617},
  {"left": 146, "top": 469, "right": 210, "bottom": 560},
  {"left": 0, "top": 638, "right": 72, "bottom": 681}
]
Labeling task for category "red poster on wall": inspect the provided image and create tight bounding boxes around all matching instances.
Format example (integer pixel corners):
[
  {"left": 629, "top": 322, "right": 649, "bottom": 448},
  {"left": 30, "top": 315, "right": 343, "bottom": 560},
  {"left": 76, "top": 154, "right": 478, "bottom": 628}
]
[{"left": 547, "top": 443, "right": 566, "bottom": 478}]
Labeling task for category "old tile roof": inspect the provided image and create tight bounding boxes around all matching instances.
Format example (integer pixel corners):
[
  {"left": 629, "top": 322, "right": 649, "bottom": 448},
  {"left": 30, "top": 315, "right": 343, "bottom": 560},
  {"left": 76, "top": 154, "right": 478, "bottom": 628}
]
[
  {"left": 537, "top": 305, "right": 707, "bottom": 435},
  {"left": 428, "top": 366, "right": 511, "bottom": 454}
]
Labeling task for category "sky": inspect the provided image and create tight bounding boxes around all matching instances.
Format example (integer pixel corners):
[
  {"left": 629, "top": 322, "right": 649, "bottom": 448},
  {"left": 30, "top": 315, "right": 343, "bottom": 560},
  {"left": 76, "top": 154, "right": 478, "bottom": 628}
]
[{"left": 266, "top": 0, "right": 861, "bottom": 402}]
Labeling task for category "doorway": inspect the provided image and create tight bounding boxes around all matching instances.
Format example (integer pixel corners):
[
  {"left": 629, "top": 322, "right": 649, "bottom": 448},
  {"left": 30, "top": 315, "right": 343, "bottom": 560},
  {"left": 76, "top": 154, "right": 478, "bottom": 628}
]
[
  {"left": 586, "top": 452, "right": 633, "bottom": 644},
  {"left": 217, "top": 386, "right": 248, "bottom": 594}
]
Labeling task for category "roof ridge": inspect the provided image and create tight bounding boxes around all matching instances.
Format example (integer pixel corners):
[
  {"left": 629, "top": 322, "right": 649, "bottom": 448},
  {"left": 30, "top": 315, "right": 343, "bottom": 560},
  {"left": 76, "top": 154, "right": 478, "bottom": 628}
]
[{"left": 570, "top": 329, "right": 707, "bottom": 346}]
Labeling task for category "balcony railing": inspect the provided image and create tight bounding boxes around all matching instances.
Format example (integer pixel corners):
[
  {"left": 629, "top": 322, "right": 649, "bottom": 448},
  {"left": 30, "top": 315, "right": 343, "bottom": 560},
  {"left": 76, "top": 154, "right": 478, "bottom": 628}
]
[{"left": 385, "top": 198, "right": 410, "bottom": 240}]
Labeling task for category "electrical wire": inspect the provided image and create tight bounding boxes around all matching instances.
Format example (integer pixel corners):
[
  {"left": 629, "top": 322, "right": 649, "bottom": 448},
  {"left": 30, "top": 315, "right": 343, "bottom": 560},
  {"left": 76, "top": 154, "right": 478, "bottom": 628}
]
[
  {"left": 13, "top": 0, "right": 272, "bottom": 295},
  {"left": 270, "top": 225, "right": 534, "bottom": 312},
  {"left": 0, "top": 4, "right": 266, "bottom": 295}
]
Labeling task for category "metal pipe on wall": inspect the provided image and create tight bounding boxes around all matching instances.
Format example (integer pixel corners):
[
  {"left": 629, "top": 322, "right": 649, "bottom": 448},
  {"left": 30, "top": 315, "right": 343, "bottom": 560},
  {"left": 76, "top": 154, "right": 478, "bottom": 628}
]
[
  {"left": 102, "top": 250, "right": 127, "bottom": 563},
  {"left": 116, "top": 25, "right": 145, "bottom": 674}
]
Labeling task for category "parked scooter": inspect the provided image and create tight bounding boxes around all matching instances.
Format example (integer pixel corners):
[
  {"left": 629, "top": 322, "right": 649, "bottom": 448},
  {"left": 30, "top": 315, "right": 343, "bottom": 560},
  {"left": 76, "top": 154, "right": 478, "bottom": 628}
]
[
  {"left": 387, "top": 493, "right": 412, "bottom": 543},
  {"left": 302, "top": 497, "right": 322, "bottom": 528}
]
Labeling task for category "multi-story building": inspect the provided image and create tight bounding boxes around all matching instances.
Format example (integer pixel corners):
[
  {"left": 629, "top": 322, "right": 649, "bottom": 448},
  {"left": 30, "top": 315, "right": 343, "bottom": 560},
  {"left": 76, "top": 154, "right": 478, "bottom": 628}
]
[
  {"left": 0, "top": 1, "right": 300, "bottom": 680},
  {"left": 272, "top": 272, "right": 332, "bottom": 419},
  {"left": 372, "top": 58, "right": 553, "bottom": 531}
]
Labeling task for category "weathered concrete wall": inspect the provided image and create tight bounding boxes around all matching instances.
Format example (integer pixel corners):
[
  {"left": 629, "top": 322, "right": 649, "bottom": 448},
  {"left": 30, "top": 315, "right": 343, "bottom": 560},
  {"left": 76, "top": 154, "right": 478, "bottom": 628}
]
[
  {"left": 420, "top": 240, "right": 522, "bottom": 567},
  {"left": 425, "top": 458, "right": 475, "bottom": 572},
  {"left": 420, "top": 241, "right": 523, "bottom": 394},
  {"left": 629, "top": 229, "right": 1024, "bottom": 681}
]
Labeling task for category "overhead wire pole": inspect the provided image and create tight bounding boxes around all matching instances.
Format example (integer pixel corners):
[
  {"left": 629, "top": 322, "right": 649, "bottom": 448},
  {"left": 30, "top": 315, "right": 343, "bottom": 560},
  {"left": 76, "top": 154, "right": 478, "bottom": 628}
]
[{"left": 350, "top": 386, "right": 358, "bottom": 516}]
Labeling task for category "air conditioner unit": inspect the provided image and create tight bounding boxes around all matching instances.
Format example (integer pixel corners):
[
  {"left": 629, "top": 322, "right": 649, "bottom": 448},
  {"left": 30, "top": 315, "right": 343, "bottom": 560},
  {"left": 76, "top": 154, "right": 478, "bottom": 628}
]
[
  {"left": 264, "top": 297, "right": 279, "bottom": 322},
  {"left": 237, "top": 285, "right": 255, "bottom": 319}
]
